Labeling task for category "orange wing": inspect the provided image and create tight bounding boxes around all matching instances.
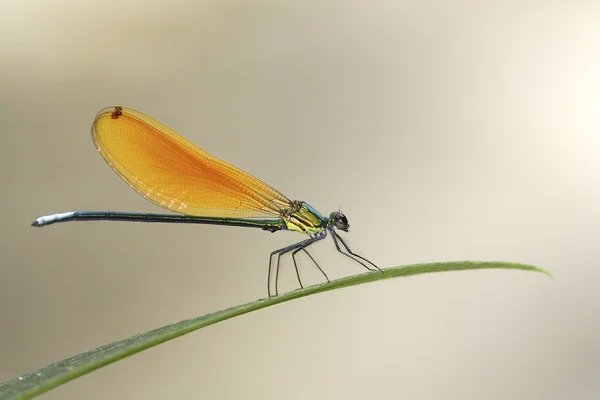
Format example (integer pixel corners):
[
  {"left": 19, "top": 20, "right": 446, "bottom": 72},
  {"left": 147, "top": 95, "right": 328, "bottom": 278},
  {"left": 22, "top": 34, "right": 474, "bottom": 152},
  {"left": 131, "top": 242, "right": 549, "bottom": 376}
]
[{"left": 91, "top": 106, "right": 291, "bottom": 219}]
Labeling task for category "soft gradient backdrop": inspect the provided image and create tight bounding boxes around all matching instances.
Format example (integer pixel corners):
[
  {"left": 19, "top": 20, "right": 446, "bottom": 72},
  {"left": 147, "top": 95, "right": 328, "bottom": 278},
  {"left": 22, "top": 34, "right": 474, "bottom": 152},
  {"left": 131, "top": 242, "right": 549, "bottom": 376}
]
[{"left": 1, "top": 1, "right": 598, "bottom": 399}]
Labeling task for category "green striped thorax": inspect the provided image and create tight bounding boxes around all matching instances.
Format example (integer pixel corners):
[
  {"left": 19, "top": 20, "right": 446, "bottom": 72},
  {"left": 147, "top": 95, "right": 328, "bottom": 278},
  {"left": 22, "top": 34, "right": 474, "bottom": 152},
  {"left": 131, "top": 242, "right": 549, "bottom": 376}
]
[{"left": 282, "top": 200, "right": 349, "bottom": 235}]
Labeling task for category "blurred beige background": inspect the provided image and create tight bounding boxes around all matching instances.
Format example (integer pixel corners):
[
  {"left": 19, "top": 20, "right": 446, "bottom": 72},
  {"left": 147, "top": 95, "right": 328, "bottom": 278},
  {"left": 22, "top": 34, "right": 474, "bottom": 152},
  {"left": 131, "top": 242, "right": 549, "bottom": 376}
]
[{"left": 1, "top": 0, "right": 598, "bottom": 399}]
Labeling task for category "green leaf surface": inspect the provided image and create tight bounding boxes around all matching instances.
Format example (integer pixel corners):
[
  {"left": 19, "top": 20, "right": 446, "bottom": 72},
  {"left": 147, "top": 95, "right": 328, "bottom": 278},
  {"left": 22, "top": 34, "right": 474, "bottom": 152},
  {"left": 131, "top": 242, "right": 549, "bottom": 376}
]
[{"left": 0, "top": 261, "right": 550, "bottom": 400}]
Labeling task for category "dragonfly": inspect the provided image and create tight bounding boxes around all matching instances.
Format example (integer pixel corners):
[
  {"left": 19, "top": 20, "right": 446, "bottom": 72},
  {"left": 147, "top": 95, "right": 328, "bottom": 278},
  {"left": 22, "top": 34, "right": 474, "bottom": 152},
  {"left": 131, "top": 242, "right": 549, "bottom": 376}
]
[{"left": 32, "top": 106, "right": 381, "bottom": 296}]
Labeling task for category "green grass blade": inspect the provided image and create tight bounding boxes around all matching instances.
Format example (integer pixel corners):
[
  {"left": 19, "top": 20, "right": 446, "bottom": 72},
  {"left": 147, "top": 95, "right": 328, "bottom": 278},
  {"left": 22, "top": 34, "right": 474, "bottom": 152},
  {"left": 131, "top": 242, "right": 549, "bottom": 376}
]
[{"left": 0, "top": 261, "right": 550, "bottom": 400}]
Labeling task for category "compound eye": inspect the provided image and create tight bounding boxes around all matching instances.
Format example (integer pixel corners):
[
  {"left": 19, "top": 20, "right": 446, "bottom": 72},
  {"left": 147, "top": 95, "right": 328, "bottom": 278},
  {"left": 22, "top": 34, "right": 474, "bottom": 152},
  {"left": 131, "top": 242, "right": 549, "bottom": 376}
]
[{"left": 335, "top": 213, "right": 349, "bottom": 230}]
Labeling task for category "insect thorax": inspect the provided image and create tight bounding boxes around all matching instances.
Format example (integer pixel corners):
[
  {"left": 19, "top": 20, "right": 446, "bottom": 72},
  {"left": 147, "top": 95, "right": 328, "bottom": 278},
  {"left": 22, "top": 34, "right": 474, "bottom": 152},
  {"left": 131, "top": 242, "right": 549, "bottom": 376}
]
[{"left": 283, "top": 201, "right": 325, "bottom": 235}]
